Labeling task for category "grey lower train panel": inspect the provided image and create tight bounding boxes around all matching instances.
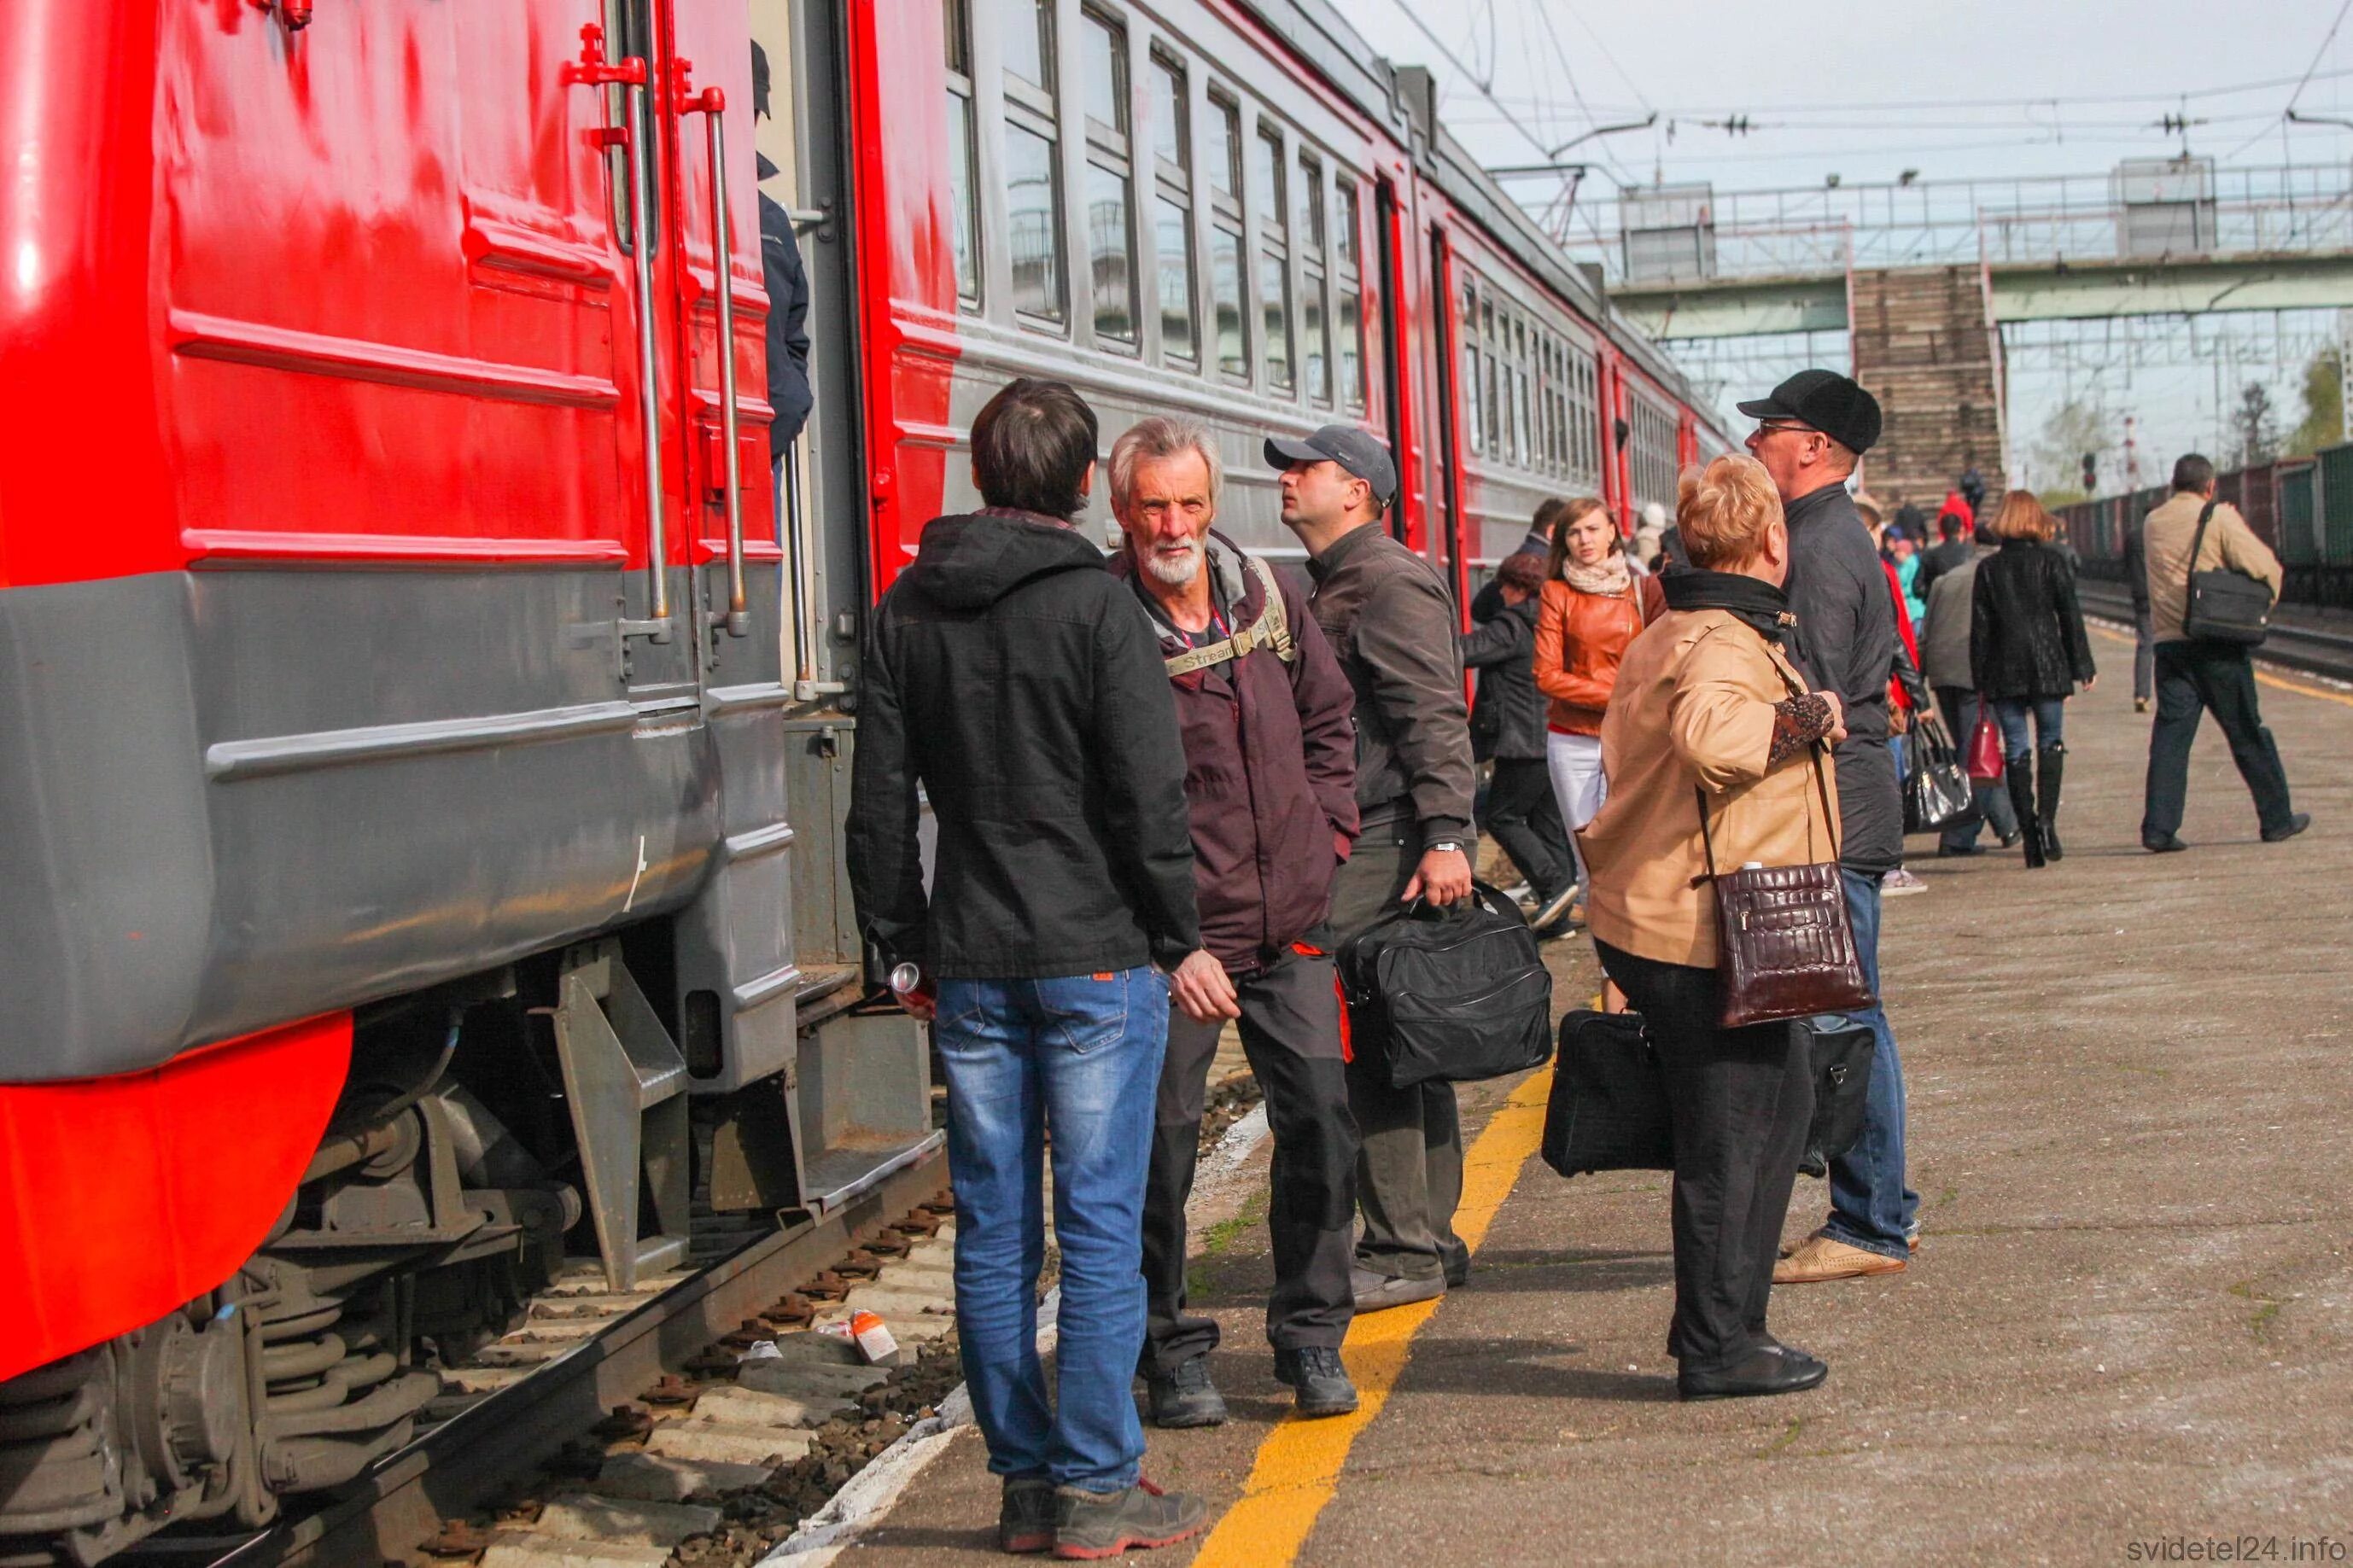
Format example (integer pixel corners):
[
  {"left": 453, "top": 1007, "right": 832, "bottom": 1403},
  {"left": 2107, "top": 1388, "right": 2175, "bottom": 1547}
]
[{"left": 0, "top": 562, "right": 791, "bottom": 1084}]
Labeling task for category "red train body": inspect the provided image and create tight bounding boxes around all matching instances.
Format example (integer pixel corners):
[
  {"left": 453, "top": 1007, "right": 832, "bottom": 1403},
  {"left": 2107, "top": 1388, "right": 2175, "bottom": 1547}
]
[{"left": 0, "top": 2, "right": 1720, "bottom": 1559}]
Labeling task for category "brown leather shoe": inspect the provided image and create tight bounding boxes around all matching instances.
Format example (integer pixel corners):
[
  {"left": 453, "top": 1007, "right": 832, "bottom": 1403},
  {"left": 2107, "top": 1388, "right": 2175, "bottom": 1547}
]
[{"left": 1773, "top": 1234, "right": 1907, "bottom": 1285}]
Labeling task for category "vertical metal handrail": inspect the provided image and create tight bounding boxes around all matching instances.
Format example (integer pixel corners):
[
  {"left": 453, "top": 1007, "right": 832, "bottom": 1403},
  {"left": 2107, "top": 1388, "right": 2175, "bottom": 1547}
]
[
  {"left": 682, "top": 79, "right": 750, "bottom": 638},
  {"left": 622, "top": 80, "right": 671, "bottom": 632}
]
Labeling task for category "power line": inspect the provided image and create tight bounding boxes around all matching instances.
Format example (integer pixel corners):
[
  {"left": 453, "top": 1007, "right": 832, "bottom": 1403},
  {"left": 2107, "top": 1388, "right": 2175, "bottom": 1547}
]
[
  {"left": 2286, "top": 0, "right": 2353, "bottom": 114},
  {"left": 1463, "top": 64, "right": 2353, "bottom": 117}
]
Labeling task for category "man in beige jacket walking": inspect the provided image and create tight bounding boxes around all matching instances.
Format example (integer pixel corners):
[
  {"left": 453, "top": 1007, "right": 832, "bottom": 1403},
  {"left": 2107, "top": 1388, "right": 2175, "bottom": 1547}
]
[{"left": 2139, "top": 452, "right": 2309, "bottom": 852}]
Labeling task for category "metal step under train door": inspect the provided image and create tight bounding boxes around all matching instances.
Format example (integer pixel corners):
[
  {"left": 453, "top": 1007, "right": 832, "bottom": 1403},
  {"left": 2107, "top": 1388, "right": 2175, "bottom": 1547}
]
[{"left": 549, "top": 940, "right": 692, "bottom": 1291}]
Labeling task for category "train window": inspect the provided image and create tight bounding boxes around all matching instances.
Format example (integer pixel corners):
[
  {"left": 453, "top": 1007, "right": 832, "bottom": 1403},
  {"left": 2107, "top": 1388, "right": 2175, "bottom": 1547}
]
[
  {"left": 1252, "top": 125, "right": 1283, "bottom": 227},
  {"left": 1207, "top": 91, "right": 1241, "bottom": 200},
  {"left": 1334, "top": 177, "right": 1364, "bottom": 412},
  {"left": 1004, "top": 123, "right": 1064, "bottom": 324},
  {"left": 999, "top": 0, "right": 1053, "bottom": 96},
  {"left": 1515, "top": 319, "right": 1532, "bottom": 471},
  {"left": 1259, "top": 252, "right": 1293, "bottom": 392},
  {"left": 1212, "top": 226, "right": 1247, "bottom": 379},
  {"left": 1147, "top": 50, "right": 1194, "bottom": 367},
  {"left": 1079, "top": 10, "right": 1136, "bottom": 350},
  {"left": 1459, "top": 282, "right": 1482, "bottom": 454},
  {"left": 944, "top": 0, "right": 982, "bottom": 309},
  {"left": 1149, "top": 52, "right": 1188, "bottom": 175},
  {"left": 1298, "top": 151, "right": 1328, "bottom": 405},
  {"left": 1480, "top": 299, "right": 1498, "bottom": 458}
]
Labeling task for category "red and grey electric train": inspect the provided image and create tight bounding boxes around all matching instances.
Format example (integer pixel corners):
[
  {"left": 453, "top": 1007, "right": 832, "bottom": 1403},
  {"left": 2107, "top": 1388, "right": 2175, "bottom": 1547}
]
[{"left": 0, "top": 1, "right": 1724, "bottom": 1559}]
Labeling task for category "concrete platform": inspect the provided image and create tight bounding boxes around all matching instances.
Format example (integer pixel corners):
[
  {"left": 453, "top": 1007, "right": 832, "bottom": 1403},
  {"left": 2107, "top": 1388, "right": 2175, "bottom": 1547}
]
[{"left": 831, "top": 660, "right": 2353, "bottom": 1565}]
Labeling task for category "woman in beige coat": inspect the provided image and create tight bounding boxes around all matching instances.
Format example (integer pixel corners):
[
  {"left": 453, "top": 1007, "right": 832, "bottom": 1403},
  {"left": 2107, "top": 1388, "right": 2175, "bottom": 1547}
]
[{"left": 1579, "top": 454, "right": 1845, "bottom": 1402}]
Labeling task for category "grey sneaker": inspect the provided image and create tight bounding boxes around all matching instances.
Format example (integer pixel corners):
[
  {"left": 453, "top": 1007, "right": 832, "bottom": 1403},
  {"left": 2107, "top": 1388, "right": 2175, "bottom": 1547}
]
[
  {"left": 1529, "top": 883, "right": 1580, "bottom": 935},
  {"left": 1350, "top": 1265, "right": 1445, "bottom": 1314},
  {"left": 1143, "top": 1355, "right": 1227, "bottom": 1429},
  {"left": 999, "top": 1477, "right": 1056, "bottom": 1554},
  {"left": 1051, "top": 1479, "right": 1208, "bottom": 1560},
  {"left": 1273, "top": 1345, "right": 1358, "bottom": 1417}
]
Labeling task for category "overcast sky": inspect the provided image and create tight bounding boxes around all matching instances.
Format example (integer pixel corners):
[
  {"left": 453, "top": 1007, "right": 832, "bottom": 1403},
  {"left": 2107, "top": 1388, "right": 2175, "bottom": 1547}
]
[{"left": 1349, "top": 0, "right": 2353, "bottom": 488}]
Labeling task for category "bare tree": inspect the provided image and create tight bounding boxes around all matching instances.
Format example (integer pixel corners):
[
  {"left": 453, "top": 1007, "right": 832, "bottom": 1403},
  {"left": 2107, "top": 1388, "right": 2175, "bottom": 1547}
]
[{"left": 2233, "top": 381, "right": 2279, "bottom": 469}]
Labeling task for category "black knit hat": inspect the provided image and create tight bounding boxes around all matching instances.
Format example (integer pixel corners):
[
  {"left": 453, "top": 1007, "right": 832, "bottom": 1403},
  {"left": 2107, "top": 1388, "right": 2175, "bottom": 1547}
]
[{"left": 1737, "top": 369, "right": 1882, "bottom": 456}]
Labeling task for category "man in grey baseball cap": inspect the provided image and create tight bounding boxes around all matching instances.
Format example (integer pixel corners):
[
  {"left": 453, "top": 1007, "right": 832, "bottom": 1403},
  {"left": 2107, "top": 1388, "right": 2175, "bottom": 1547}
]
[{"left": 1270, "top": 424, "right": 1478, "bottom": 1312}]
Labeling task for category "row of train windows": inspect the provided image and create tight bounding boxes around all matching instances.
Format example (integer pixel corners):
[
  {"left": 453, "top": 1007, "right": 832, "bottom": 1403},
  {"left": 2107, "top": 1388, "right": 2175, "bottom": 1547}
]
[
  {"left": 943, "top": 0, "right": 1367, "bottom": 411},
  {"left": 1627, "top": 395, "right": 1679, "bottom": 510},
  {"left": 1457, "top": 273, "right": 1600, "bottom": 486}
]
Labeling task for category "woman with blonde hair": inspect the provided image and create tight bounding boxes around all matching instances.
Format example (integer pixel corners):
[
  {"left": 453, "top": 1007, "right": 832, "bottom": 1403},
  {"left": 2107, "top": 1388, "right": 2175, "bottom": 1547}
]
[
  {"left": 1533, "top": 496, "right": 1665, "bottom": 907},
  {"left": 1970, "top": 488, "right": 2095, "bottom": 866},
  {"left": 1579, "top": 453, "right": 1842, "bottom": 1402}
]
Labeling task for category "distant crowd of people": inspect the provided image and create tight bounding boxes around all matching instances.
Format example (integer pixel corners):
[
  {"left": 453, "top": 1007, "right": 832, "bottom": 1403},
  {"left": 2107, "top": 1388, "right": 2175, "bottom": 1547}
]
[{"left": 841, "top": 367, "right": 2308, "bottom": 1557}]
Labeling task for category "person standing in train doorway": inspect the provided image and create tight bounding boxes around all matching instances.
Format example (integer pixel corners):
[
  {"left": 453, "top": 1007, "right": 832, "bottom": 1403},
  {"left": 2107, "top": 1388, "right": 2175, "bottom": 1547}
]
[
  {"left": 1106, "top": 417, "right": 1366, "bottom": 1429},
  {"left": 1735, "top": 370, "right": 1922, "bottom": 1285},
  {"left": 750, "top": 44, "right": 812, "bottom": 458},
  {"left": 847, "top": 380, "right": 1215, "bottom": 1558},
  {"left": 1274, "top": 425, "right": 1480, "bottom": 1312}
]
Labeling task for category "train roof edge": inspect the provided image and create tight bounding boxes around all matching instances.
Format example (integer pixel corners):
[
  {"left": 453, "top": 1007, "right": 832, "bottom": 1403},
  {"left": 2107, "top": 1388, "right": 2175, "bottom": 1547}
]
[{"left": 1231, "top": 0, "right": 1732, "bottom": 451}]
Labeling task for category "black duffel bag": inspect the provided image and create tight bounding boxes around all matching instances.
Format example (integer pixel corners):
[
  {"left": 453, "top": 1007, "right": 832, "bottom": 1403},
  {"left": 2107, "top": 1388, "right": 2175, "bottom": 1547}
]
[
  {"left": 2181, "top": 498, "right": 2273, "bottom": 647},
  {"left": 1542, "top": 1010, "right": 1673, "bottom": 1176},
  {"left": 1337, "top": 880, "right": 1552, "bottom": 1089},
  {"left": 1539, "top": 1010, "right": 1877, "bottom": 1180}
]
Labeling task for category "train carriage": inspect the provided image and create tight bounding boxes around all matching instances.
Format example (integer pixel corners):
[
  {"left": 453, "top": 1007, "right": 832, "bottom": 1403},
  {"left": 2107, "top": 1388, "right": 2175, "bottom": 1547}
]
[{"left": 0, "top": 2, "right": 1723, "bottom": 1560}]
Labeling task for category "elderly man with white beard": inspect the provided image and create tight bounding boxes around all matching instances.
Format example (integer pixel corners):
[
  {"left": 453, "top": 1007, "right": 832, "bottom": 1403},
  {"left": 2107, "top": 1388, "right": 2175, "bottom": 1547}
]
[{"left": 1105, "top": 416, "right": 1368, "bottom": 1427}]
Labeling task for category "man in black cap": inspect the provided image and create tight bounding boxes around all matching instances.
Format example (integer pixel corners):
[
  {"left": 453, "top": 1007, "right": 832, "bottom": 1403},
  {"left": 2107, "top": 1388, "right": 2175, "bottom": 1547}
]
[
  {"left": 1271, "top": 424, "right": 1478, "bottom": 1312},
  {"left": 1735, "top": 370, "right": 1921, "bottom": 1289}
]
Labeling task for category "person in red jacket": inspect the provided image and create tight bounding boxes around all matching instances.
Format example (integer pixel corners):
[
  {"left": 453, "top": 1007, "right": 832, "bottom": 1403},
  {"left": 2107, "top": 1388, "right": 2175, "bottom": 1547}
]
[{"left": 1108, "top": 416, "right": 1366, "bottom": 1431}]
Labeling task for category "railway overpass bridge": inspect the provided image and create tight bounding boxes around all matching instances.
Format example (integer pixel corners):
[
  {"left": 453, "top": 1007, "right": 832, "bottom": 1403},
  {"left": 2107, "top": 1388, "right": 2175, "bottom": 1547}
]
[{"left": 1550, "top": 160, "right": 2353, "bottom": 510}]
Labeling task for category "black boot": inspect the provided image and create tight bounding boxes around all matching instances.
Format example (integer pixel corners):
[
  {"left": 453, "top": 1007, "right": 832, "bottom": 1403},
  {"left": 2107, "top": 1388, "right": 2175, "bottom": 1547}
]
[
  {"left": 2006, "top": 757, "right": 2046, "bottom": 868},
  {"left": 2035, "top": 742, "right": 2066, "bottom": 860}
]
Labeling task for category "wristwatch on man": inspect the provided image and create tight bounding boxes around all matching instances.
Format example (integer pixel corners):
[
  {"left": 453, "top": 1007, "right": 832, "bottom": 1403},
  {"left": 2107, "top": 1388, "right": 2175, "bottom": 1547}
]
[{"left": 1425, "top": 840, "right": 1463, "bottom": 855}]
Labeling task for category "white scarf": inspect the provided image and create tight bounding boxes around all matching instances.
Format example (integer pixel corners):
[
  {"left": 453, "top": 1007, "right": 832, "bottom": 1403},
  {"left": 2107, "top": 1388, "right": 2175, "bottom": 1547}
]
[{"left": 1561, "top": 554, "right": 1632, "bottom": 597}]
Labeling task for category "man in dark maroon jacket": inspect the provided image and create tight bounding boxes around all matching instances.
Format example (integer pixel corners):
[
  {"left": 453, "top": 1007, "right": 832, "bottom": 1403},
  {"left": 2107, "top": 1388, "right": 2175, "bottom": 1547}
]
[{"left": 1107, "top": 416, "right": 1364, "bottom": 1429}]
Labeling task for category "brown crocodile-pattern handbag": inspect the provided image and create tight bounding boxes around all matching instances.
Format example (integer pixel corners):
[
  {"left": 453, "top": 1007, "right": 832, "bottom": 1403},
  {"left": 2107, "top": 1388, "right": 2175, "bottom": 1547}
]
[{"left": 1696, "top": 746, "right": 1875, "bottom": 1030}]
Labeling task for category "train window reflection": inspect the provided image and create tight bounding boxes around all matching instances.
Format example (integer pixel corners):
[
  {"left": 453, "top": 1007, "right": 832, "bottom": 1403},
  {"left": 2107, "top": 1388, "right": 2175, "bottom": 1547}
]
[
  {"left": 1005, "top": 123, "right": 1064, "bottom": 323},
  {"left": 1088, "top": 165, "right": 1136, "bottom": 347},
  {"left": 1081, "top": 10, "right": 1126, "bottom": 137},
  {"left": 1339, "top": 289, "right": 1363, "bottom": 412},
  {"left": 944, "top": 0, "right": 981, "bottom": 308},
  {"left": 1207, "top": 92, "right": 1241, "bottom": 199},
  {"left": 1000, "top": 0, "right": 1052, "bottom": 95},
  {"left": 1335, "top": 180, "right": 1359, "bottom": 267},
  {"left": 1252, "top": 127, "right": 1283, "bottom": 226},
  {"left": 1212, "top": 227, "right": 1246, "bottom": 379},
  {"left": 1303, "top": 276, "right": 1328, "bottom": 405},
  {"left": 1150, "top": 53, "right": 1187, "bottom": 172},
  {"left": 1157, "top": 197, "right": 1197, "bottom": 364},
  {"left": 1260, "top": 251, "right": 1292, "bottom": 391}
]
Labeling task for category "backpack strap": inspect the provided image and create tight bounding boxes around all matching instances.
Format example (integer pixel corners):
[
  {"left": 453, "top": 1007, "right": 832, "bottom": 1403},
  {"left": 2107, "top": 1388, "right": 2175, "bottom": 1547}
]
[{"left": 1160, "top": 552, "right": 1297, "bottom": 677}]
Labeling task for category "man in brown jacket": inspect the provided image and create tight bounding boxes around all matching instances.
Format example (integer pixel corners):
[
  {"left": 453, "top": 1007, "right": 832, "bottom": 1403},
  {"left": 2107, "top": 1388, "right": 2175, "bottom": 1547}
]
[
  {"left": 1109, "top": 417, "right": 1365, "bottom": 1427},
  {"left": 1274, "top": 424, "right": 1478, "bottom": 1312},
  {"left": 2139, "top": 452, "right": 2309, "bottom": 850}
]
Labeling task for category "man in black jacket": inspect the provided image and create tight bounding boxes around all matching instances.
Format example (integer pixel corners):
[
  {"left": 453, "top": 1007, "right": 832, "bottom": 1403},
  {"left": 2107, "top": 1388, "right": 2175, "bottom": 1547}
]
[
  {"left": 1737, "top": 370, "right": 1920, "bottom": 1288},
  {"left": 750, "top": 44, "right": 811, "bottom": 456},
  {"left": 1463, "top": 551, "right": 1577, "bottom": 932},
  {"left": 1275, "top": 423, "right": 1477, "bottom": 1313},
  {"left": 847, "top": 379, "right": 1214, "bottom": 1558}
]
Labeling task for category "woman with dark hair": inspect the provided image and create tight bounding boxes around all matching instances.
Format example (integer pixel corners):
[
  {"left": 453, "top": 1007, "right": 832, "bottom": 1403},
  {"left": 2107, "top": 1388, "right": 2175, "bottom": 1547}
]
[
  {"left": 1971, "top": 489, "right": 2096, "bottom": 867},
  {"left": 1532, "top": 497, "right": 1665, "bottom": 906}
]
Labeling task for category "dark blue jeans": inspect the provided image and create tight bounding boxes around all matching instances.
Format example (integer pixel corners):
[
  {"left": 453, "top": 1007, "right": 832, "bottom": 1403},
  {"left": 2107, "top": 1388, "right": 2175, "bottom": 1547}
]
[
  {"left": 1991, "top": 696, "right": 2065, "bottom": 762},
  {"left": 934, "top": 968, "right": 1168, "bottom": 1491},
  {"left": 1819, "top": 868, "right": 1917, "bottom": 1258}
]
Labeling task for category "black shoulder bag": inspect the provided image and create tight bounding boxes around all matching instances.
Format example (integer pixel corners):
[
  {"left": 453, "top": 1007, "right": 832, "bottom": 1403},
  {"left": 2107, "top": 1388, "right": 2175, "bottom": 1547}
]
[{"left": 2181, "top": 500, "right": 2273, "bottom": 647}]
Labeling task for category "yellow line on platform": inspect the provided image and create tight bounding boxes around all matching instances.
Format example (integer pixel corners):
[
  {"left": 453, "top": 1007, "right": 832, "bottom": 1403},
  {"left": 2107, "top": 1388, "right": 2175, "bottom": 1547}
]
[
  {"left": 2087, "top": 622, "right": 2353, "bottom": 708},
  {"left": 1190, "top": 1070, "right": 1555, "bottom": 1568}
]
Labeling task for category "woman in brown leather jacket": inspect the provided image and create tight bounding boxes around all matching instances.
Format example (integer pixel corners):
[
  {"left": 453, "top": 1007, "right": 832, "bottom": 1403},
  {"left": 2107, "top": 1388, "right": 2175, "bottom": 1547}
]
[
  {"left": 1579, "top": 453, "right": 1844, "bottom": 1402},
  {"left": 1533, "top": 497, "right": 1667, "bottom": 903}
]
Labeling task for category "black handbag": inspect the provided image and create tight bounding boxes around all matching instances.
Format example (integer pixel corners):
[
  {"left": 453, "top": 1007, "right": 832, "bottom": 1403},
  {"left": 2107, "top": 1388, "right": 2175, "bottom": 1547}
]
[
  {"left": 1337, "top": 880, "right": 1553, "bottom": 1089},
  {"left": 2181, "top": 499, "right": 2273, "bottom": 647},
  {"left": 1540, "top": 1010, "right": 1673, "bottom": 1176},
  {"left": 1796, "top": 1018, "right": 1877, "bottom": 1178},
  {"left": 1900, "top": 714, "right": 1972, "bottom": 834}
]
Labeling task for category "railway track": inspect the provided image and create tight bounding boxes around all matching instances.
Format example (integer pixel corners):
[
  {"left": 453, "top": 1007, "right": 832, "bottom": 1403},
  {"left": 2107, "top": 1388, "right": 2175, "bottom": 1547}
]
[
  {"left": 120, "top": 1147, "right": 950, "bottom": 1568},
  {"left": 2076, "top": 581, "right": 2353, "bottom": 684}
]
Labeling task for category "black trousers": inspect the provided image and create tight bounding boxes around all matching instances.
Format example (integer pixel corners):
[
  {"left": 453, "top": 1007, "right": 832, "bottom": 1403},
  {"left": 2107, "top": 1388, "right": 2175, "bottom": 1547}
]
[
  {"left": 1482, "top": 755, "right": 1574, "bottom": 901},
  {"left": 1140, "top": 951, "right": 1358, "bottom": 1375},
  {"left": 2141, "top": 640, "right": 2297, "bottom": 841},
  {"left": 1595, "top": 941, "right": 1813, "bottom": 1371}
]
